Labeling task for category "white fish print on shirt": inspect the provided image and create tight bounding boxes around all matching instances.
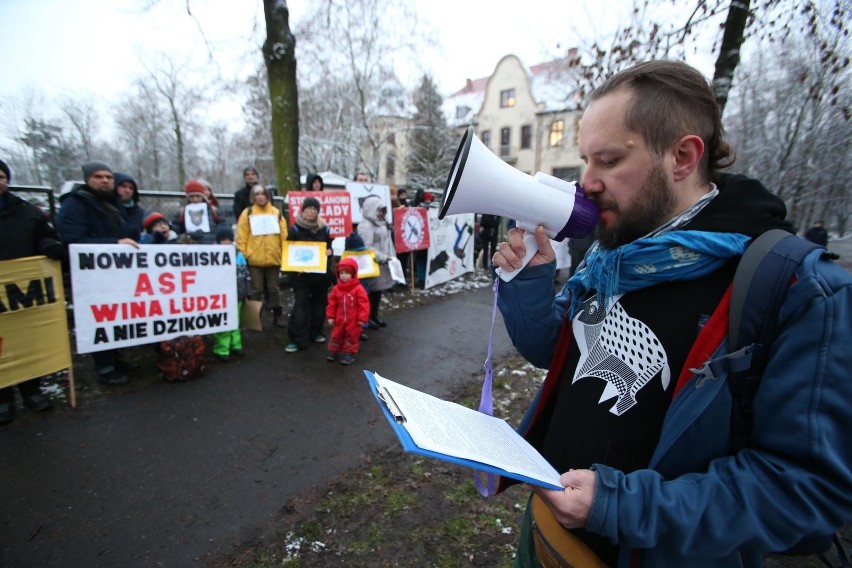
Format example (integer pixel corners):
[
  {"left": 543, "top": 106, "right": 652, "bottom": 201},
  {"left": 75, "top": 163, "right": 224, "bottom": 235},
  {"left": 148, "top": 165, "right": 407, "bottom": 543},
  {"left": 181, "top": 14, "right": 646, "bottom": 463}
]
[{"left": 572, "top": 294, "right": 671, "bottom": 416}]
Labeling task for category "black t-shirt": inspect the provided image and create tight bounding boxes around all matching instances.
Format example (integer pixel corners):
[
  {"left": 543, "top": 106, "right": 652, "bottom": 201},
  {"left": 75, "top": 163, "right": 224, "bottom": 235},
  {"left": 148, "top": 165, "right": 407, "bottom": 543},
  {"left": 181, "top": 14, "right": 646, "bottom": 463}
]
[{"left": 536, "top": 261, "right": 736, "bottom": 564}]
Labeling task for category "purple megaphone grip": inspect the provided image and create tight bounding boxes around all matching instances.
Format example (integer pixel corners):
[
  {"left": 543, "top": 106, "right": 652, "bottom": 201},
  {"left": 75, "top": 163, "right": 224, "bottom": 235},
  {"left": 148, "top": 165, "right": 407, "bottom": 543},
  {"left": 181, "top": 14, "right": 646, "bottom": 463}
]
[{"left": 555, "top": 184, "right": 599, "bottom": 240}]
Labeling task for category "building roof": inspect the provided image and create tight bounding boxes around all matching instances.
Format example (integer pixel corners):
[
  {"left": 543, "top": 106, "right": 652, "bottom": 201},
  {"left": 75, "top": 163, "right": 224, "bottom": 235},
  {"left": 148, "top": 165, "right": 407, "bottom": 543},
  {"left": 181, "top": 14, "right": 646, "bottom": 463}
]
[{"left": 442, "top": 53, "right": 581, "bottom": 126}]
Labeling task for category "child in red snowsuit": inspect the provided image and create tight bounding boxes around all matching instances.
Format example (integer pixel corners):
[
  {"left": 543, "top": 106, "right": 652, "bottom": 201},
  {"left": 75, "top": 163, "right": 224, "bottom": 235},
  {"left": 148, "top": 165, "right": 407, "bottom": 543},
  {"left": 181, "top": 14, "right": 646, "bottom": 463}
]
[{"left": 325, "top": 257, "right": 370, "bottom": 365}]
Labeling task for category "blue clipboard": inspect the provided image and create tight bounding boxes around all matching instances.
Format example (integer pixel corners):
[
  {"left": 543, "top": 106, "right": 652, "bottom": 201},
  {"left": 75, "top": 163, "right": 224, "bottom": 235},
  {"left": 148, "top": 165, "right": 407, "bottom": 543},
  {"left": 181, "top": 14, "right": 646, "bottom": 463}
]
[{"left": 364, "top": 370, "right": 562, "bottom": 491}]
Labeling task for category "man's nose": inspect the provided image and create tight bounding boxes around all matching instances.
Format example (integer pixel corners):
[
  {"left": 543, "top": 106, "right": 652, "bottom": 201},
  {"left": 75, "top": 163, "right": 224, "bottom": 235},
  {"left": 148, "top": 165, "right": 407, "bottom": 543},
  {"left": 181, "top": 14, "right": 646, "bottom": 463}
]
[{"left": 580, "top": 167, "right": 601, "bottom": 196}]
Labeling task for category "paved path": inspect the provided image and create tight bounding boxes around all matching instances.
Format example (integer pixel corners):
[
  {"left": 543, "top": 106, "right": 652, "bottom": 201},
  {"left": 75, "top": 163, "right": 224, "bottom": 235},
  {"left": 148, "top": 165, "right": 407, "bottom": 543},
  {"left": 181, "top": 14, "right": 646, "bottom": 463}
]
[{"left": 0, "top": 285, "right": 514, "bottom": 568}]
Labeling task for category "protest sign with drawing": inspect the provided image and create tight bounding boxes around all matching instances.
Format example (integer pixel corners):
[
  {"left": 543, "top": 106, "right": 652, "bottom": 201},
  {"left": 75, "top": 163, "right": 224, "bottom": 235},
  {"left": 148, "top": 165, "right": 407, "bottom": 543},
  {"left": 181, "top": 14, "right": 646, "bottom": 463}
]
[{"left": 69, "top": 244, "right": 238, "bottom": 353}]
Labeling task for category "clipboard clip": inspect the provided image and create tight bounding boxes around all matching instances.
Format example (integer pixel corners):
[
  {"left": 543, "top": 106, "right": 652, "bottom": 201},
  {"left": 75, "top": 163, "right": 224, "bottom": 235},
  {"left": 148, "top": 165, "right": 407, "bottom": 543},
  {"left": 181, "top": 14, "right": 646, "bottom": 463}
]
[{"left": 377, "top": 386, "right": 406, "bottom": 423}]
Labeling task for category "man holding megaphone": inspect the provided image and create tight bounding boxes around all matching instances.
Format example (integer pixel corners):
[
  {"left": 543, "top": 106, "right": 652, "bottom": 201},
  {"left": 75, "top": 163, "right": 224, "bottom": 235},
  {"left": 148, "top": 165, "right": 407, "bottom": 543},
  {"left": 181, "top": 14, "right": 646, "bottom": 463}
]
[{"left": 481, "top": 60, "right": 851, "bottom": 567}]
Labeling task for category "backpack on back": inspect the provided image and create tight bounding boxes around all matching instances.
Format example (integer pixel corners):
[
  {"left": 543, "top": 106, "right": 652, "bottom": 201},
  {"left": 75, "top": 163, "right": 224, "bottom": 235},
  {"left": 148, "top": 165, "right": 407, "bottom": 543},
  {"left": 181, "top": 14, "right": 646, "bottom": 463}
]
[
  {"left": 157, "top": 335, "right": 207, "bottom": 382},
  {"left": 726, "top": 229, "right": 848, "bottom": 565}
]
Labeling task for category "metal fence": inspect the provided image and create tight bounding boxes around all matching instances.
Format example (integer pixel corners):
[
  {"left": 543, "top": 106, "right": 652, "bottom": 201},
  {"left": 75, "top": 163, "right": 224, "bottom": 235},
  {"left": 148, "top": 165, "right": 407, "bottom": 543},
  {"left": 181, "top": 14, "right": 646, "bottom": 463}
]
[{"left": 11, "top": 185, "right": 288, "bottom": 229}]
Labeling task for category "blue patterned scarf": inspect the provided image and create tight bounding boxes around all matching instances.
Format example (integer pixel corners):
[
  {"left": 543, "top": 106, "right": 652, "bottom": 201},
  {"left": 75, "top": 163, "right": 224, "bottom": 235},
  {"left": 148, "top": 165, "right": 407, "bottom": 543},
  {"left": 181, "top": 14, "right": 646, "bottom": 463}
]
[{"left": 566, "top": 230, "right": 751, "bottom": 318}]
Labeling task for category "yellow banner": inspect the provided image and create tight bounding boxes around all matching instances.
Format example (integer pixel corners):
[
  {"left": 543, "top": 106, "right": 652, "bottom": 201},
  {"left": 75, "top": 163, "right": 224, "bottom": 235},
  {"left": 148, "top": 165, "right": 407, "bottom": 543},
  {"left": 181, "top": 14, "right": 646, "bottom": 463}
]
[{"left": 0, "top": 256, "right": 72, "bottom": 388}]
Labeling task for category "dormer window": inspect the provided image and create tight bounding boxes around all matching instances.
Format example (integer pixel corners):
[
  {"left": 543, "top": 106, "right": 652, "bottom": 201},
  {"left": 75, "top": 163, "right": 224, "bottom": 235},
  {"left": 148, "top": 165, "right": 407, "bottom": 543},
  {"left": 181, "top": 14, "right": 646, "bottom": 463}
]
[{"left": 455, "top": 105, "right": 471, "bottom": 120}]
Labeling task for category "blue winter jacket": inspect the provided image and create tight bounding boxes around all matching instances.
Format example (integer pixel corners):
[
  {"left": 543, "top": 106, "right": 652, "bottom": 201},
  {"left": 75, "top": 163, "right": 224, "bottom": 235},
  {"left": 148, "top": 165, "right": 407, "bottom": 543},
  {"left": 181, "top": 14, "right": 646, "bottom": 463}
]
[{"left": 497, "top": 252, "right": 852, "bottom": 567}]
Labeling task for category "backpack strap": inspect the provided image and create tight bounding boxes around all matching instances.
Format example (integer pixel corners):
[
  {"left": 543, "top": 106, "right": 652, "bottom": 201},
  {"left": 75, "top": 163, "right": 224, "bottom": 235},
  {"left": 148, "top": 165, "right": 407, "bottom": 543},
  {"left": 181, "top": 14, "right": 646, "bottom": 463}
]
[{"left": 727, "top": 229, "right": 822, "bottom": 452}]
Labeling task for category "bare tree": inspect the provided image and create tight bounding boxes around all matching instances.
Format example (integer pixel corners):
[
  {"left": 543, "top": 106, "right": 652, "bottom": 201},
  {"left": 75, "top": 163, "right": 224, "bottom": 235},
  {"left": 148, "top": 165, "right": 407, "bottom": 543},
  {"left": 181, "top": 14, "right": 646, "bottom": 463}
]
[
  {"left": 58, "top": 95, "right": 99, "bottom": 160},
  {"left": 295, "top": 0, "right": 425, "bottom": 180},
  {"left": 262, "top": 0, "right": 300, "bottom": 194},
  {"left": 140, "top": 55, "right": 205, "bottom": 189}
]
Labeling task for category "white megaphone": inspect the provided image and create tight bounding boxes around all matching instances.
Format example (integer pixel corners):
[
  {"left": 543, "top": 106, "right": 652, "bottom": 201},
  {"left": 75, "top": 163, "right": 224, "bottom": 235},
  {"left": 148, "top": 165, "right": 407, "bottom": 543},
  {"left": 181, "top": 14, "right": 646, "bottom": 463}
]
[{"left": 438, "top": 127, "right": 599, "bottom": 282}]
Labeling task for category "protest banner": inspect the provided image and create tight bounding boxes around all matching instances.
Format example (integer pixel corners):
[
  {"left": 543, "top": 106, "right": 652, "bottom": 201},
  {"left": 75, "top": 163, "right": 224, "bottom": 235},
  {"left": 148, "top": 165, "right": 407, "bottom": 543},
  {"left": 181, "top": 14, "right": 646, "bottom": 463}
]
[
  {"left": 393, "top": 206, "right": 430, "bottom": 253},
  {"left": 69, "top": 244, "right": 238, "bottom": 354},
  {"left": 0, "top": 256, "right": 72, "bottom": 389},
  {"left": 344, "top": 182, "right": 392, "bottom": 225},
  {"left": 424, "top": 208, "right": 475, "bottom": 289},
  {"left": 286, "top": 191, "right": 352, "bottom": 238}
]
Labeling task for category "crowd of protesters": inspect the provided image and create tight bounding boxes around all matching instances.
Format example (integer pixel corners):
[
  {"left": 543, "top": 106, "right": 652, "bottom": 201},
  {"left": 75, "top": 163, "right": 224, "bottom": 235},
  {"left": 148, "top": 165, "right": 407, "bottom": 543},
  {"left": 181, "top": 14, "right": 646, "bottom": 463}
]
[{"left": 0, "top": 161, "right": 443, "bottom": 424}]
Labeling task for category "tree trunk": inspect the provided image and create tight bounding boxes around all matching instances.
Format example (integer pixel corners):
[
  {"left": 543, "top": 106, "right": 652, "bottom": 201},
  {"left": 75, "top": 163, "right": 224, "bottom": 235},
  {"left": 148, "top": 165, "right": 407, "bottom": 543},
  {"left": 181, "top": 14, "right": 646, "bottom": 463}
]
[
  {"left": 263, "top": 0, "right": 300, "bottom": 196},
  {"left": 711, "top": 0, "right": 751, "bottom": 114}
]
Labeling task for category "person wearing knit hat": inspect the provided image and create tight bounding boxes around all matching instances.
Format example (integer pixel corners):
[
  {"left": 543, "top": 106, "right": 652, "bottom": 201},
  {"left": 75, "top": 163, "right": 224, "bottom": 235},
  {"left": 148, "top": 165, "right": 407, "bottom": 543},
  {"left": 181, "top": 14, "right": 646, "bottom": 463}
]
[
  {"left": 140, "top": 212, "right": 176, "bottom": 244},
  {"left": 114, "top": 172, "right": 145, "bottom": 238},
  {"left": 302, "top": 196, "right": 321, "bottom": 212},
  {"left": 81, "top": 161, "right": 113, "bottom": 184},
  {"left": 55, "top": 160, "right": 140, "bottom": 387},
  {"left": 211, "top": 225, "right": 248, "bottom": 362},
  {"left": 195, "top": 178, "right": 220, "bottom": 208},
  {"left": 324, "top": 257, "right": 370, "bottom": 365},
  {"left": 174, "top": 179, "right": 220, "bottom": 243},
  {"left": 284, "top": 190, "right": 334, "bottom": 352},
  {"left": 233, "top": 166, "right": 261, "bottom": 221},
  {"left": 236, "top": 184, "right": 289, "bottom": 328},
  {"left": 0, "top": 159, "right": 10, "bottom": 183}
]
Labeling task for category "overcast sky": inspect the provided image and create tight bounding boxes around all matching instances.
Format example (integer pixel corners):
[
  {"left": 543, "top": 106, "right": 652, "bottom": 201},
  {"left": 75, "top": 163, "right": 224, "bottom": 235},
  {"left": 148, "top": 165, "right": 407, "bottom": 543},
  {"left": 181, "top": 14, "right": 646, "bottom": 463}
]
[{"left": 0, "top": 0, "right": 717, "bottom": 126}]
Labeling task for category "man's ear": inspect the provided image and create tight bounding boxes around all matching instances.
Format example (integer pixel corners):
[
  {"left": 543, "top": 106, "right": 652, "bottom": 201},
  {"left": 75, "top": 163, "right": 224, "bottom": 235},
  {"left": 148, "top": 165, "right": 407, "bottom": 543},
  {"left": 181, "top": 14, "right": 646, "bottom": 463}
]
[{"left": 671, "top": 135, "right": 705, "bottom": 182}]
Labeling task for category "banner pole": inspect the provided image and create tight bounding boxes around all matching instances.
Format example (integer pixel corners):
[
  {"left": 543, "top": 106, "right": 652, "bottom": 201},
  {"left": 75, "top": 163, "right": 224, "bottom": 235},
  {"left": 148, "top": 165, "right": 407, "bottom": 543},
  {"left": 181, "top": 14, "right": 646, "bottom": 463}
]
[
  {"left": 409, "top": 253, "right": 415, "bottom": 293},
  {"left": 67, "top": 362, "right": 77, "bottom": 409}
]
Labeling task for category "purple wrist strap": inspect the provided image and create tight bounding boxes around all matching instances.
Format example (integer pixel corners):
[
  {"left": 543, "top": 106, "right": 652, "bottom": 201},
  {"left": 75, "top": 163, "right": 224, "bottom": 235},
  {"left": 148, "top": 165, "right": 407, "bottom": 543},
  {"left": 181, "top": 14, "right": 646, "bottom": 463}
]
[{"left": 474, "top": 276, "right": 500, "bottom": 496}]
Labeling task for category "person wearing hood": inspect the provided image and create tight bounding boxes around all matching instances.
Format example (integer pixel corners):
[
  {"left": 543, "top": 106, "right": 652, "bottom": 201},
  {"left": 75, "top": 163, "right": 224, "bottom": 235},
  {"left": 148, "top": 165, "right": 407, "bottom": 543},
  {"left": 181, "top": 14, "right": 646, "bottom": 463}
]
[
  {"left": 284, "top": 197, "right": 333, "bottom": 352},
  {"left": 55, "top": 161, "right": 140, "bottom": 386},
  {"left": 324, "top": 257, "right": 370, "bottom": 365},
  {"left": 308, "top": 174, "right": 325, "bottom": 192},
  {"left": 113, "top": 172, "right": 145, "bottom": 239},
  {"left": 0, "top": 159, "right": 64, "bottom": 423},
  {"left": 357, "top": 195, "right": 397, "bottom": 329},
  {"left": 236, "top": 184, "right": 288, "bottom": 328},
  {"left": 174, "top": 179, "right": 220, "bottom": 244},
  {"left": 491, "top": 60, "right": 852, "bottom": 568}
]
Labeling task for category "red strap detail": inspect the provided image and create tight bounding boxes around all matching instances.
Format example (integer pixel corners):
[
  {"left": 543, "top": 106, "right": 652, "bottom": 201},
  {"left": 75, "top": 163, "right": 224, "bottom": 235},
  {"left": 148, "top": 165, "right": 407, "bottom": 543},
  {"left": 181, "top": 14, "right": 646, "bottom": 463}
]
[
  {"left": 522, "top": 315, "right": 575, "bottom": 436},
  {"left": 673, "top": 284, "right": 732, "bottom": 398}
]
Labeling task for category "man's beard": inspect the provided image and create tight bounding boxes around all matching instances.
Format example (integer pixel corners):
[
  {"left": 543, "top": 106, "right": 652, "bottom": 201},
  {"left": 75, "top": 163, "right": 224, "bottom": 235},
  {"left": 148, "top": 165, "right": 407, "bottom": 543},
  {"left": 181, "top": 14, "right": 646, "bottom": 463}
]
[{"left": 596, "top": 162, "right": 676, "bottom": 249}]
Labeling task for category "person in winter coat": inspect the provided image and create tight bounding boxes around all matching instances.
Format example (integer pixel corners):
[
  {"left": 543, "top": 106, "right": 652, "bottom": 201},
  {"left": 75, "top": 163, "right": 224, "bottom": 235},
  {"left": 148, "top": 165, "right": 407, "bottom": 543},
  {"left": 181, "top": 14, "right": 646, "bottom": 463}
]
[
  {"left": 232, "top": 166, "right": 260, "bottom": 222},
  {"left": 357, "top": 195, "right": 396, "bottom": 328},
  {"left": 235, "top": 185, "right": 288, "bottom": 328},
  {"left": 0, "top": 159, "right": 64, "bottom": 424},
  {"left": 212, "top": 226, "right": 249, "bottom": 362},
  {"left": 284, "top": 197, "right": 333, "bottom": 352},
  {"left": 174, "top": 179, "right": 220, "bottom": 243},
  {"left": 492, "top": 60, "right": 852, "bottom": 568},
  {"left": 113, "top": 172, "right": 145, "bottom": 239},
  {"left": 55, "top": 161, "right": 140, "bottom": 386},
  {"left": 325, "top": 257, "right": 370, "bottom": 365}
]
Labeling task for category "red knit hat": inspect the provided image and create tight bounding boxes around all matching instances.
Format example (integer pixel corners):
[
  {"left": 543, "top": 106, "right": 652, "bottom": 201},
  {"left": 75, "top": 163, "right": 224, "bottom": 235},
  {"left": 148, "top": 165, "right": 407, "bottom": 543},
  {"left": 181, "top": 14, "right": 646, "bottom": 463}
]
[
  {"left": 143, "top": 212, "right": 168, "bottom": 231},
  {"left": 337, "top": 257, "right": 359, "bottom": 278},
  {"left": 184, "top": 180, "right": 207, "bottom": 196}
]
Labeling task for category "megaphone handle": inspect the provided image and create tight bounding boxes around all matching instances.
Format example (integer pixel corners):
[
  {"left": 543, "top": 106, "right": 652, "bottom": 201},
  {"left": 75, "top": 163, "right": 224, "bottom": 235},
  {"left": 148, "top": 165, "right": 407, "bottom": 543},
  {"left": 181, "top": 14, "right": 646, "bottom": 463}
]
[{"left": 496, "top": 232, "right": 539, "bottom": 282}]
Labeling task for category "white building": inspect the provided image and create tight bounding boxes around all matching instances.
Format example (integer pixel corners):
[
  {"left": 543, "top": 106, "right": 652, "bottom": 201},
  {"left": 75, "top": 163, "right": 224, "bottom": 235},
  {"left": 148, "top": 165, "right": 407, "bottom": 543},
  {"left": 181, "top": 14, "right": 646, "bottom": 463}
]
[{"left": 369, "top": 52, "right": 585, "bottom": 189}]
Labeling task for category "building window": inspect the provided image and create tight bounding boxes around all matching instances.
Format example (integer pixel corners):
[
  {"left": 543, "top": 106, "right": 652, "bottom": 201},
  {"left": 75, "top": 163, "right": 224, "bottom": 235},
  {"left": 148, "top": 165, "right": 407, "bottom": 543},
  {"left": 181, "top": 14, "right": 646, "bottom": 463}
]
[
  {"left": 480, "top": 130, "right": 491, "bottom": 149},
  {"left": 386, "top": 132, "right": 396, "bottom": 146},
  {"left": 552, "top": 167, "right": 581, "bottom": 181},
  {"left": 549, "top": 120, "right": 565, "bottom": 146},
  {"left": 500, "top": 127, "right": 511, "bottom": 157},
  {"left": 521, "top": 125, "right": 532, "bottom": 149},
  {"left": 455, "top": 105, "right": 470, "bottom": 120},
  {"left": 500, "top": 89, "right": 516, "bottom": 108}
]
